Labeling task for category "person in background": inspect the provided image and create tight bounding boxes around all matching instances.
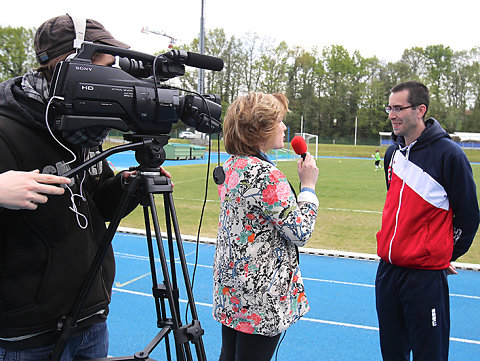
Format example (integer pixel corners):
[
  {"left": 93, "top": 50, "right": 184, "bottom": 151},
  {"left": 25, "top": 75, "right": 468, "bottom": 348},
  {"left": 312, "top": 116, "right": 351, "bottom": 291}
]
[
  {"left": 373, "top": 149, "right": 383, "bottom": 171},
  {"left": 0, "top": 14, "right": 170, "bottom": 360},
  {"left": 376, "top": 80, "right": 480, "bottom": 360},
  {"left": 213, "top": 92, "right": 319, "bottom": 361}
]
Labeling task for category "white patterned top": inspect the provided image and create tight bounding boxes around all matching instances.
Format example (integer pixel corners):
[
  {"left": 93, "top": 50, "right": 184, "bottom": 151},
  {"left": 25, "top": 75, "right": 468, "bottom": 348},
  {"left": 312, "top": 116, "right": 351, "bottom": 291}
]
[{"left": 213, "top": 155, "right": 318, "bottom": 336}]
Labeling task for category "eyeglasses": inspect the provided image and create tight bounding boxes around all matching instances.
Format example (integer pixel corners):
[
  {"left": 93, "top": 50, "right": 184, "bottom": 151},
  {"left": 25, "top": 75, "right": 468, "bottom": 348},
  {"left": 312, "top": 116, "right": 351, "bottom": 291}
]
[{"left": 385, "top": 105, "right": 416, "bottom": 114}]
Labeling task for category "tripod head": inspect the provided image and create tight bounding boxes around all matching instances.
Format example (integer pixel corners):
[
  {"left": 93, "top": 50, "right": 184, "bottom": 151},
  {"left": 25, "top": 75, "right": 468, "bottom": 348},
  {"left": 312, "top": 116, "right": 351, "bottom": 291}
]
[
  {"left": 59, "top": 133, "right": 172, "bottom": 180},
  {"left": 123, "top": 133, "right": 170, "bottom": 171}
]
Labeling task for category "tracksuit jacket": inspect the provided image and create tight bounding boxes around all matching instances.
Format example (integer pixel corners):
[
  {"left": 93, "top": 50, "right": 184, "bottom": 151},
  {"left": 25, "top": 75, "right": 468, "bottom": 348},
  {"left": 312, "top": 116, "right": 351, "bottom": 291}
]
[{"left": 376, "top": 118, "right": 479, "bottom": 269}]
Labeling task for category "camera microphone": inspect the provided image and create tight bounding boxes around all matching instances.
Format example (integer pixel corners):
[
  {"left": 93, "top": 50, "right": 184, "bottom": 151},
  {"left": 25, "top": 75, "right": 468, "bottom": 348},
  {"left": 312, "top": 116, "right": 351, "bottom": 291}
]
[
  {"left": 291, "top": 136, "right": 308, "bottom": 160},
  {"left": 164, "top": 50, "right": 224, "bottom": 72},
  {"left": 185, "top": 52, "right": 224, "bottom": 71}
]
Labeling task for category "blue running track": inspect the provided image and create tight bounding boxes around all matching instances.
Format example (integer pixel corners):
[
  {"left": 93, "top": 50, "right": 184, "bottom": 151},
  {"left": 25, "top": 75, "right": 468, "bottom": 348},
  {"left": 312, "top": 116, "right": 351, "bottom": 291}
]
[{"left": 107, "top": 232, "right": 480, "bottom": 361}]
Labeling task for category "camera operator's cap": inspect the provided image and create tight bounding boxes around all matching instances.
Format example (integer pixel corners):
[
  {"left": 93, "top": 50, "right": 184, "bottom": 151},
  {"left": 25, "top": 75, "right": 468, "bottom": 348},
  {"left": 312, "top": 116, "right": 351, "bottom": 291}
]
[{"left": 34, "top": 14, "right": 130, "bottom": 64}]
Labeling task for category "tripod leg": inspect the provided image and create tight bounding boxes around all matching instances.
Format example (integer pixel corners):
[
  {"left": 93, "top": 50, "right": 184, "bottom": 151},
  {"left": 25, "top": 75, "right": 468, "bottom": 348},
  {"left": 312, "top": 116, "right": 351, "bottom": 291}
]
[
  {"left": 146, "top": 192, "right": 189, "bottom": 361},
  {"left": 164, "top": 193, "right": 207, "bottom": 361},
  {"left": 162, "top": 195, "right": 194, "bottom": 361},
  {"left": 143, "top": 205, "right": 173, "bottom": 361}
]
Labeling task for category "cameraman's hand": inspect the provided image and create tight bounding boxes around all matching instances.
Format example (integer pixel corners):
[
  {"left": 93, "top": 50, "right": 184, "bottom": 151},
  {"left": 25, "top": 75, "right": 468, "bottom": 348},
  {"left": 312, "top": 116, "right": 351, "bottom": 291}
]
[
  {"left": 121, "top": 166, "right": 174, "bottom": 187},
  {"left": 297, "top": 152, "right": 318, "bottom": 190},
  {"left": 158, "top": 166, "right": 172, "bottom": 180},
  {"left": 0, "top": 170, "right": 71, "bottom": 210}
]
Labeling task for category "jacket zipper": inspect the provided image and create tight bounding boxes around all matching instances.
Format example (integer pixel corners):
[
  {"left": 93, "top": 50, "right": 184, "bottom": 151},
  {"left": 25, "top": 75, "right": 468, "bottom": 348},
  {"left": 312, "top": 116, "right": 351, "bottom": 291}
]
[{"left": 387, "top": 142, "right": 416, "bottom": 263}]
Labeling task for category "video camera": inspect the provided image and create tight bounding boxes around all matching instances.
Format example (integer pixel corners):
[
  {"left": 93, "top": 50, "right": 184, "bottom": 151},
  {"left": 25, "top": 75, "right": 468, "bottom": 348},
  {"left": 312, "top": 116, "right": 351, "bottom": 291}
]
[{"left": 49, "top": 42, "right": 224, "bottom": 136}]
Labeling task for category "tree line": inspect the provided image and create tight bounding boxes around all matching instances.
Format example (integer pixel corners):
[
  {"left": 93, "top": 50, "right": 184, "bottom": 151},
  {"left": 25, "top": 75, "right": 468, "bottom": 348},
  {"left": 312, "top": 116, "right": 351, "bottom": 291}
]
[
  {"left": 179, "top": 29, "right": 480, "bottom": 144},
  {"left": 1, "top": 25, "right": 479, "bottom": 144}
]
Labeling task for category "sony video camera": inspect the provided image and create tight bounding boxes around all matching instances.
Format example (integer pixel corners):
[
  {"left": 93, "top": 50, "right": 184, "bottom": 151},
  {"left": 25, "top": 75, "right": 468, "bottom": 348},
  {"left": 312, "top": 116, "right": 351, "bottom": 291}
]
[{"left": 48, "top": 42, "right": 224, "bottom": 136}]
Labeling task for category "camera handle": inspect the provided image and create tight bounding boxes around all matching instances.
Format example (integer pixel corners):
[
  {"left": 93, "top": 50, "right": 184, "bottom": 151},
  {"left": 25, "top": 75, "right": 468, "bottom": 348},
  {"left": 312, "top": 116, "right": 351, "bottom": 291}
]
[{"left": 50, "top": 140, "right": 207, "bottom": 361}]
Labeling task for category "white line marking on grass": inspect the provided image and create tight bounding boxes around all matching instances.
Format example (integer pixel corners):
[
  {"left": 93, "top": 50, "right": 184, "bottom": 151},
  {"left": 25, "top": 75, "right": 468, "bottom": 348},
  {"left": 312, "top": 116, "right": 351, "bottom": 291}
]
[
  {"left": 322, "top": 207, "right": 382, "bottom": 214},
  {"left": 171, "top": 198, "right": 384, "bottom": 214},
  {"left": 173, "top": 197, "right": 219, "bottom": 203},
  {"left": 111, "top": 287, "right": 480, "bottom": 345},
  {"left": 172, "top": 178, "right": 206, "bottom": 185}
]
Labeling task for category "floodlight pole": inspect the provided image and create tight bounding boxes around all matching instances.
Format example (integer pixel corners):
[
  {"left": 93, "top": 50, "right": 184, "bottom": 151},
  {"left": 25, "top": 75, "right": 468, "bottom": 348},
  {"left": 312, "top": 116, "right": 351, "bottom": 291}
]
[
  {"left": 354, "top": 116, "right": 358, "bottom": 146},
  {"left": 198, "top": 0, "right": 205, "bottom": 95}
]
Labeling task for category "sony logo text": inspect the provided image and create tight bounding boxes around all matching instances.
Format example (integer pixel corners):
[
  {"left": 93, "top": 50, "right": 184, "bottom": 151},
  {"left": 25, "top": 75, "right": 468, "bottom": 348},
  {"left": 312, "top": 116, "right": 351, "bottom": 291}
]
[{"left": 75, "top": 66, "right": 92, "bottom": 71}]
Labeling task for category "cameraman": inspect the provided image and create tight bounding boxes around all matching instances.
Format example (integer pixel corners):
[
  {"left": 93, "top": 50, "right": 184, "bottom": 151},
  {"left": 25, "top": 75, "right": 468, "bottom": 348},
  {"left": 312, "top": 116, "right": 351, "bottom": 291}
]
[{"left": 0, "top": 15, "right": 161, "bottom": 360}]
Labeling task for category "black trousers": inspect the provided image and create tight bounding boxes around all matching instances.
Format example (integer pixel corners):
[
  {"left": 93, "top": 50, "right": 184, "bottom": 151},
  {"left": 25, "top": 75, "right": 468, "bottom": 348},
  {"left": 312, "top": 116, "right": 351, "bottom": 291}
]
[
  {"left": 375, "top": 260, "right": 450, "bottom": 361},
  {"left": 218, "top": 325, "right": 281, "bottom": 361}
]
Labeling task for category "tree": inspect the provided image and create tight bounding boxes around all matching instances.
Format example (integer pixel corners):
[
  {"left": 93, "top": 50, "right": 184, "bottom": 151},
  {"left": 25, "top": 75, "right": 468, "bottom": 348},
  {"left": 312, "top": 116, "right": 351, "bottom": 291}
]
[
  {"left": 258, "top": 41, "right": 290, "bottom": 94},
  {"left": 0, "top": 26, "right": 36, "bottom": 81},
  {"left": 286, "top": 47, "right": 323, "bottom": 136}
]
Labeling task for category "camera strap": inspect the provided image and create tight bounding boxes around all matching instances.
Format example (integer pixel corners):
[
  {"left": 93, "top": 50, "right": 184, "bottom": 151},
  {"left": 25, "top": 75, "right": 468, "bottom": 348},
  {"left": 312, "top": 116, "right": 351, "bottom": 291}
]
[{"left": 67, "top": 13, "right": 86, "bottom": 51}]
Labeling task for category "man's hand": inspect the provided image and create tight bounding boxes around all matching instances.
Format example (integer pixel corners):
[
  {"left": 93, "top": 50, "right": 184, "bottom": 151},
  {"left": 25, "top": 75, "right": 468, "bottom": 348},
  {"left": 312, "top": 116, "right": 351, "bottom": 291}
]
[
  {"left": 447, "top": 264, "right": 458, "bottom": 275},
  {"left": 0, "top": 170, "right": 71, "bottom": 210}
]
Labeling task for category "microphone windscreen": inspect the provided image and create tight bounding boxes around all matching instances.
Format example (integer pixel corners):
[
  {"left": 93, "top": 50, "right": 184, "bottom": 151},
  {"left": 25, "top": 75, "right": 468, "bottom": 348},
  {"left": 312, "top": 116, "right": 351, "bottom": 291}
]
[
  {"left": 186, "top": 52, "right": 224, "bottom": 71},
  {"left": 291, "top": 136, "right": 307, "bottom": 155}
]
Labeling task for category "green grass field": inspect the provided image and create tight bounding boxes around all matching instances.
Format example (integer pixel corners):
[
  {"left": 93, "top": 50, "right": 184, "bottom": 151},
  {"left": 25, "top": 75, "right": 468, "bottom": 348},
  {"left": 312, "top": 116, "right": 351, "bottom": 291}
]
[{"left": 113, "top": 142, "right": 480, "bottom": 264}]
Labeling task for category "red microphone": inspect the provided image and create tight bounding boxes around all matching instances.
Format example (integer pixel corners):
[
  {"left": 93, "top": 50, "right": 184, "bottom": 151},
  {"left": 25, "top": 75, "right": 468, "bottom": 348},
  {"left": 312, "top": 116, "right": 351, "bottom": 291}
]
[{"left": 291, "top": 136, "right": 307, "bottom": 160}]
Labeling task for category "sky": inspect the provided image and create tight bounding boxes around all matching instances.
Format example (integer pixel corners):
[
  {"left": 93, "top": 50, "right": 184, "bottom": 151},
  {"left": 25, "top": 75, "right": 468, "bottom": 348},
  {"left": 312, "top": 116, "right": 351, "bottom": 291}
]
[{"left": 1, "top": 0, "right": 479, "bottom": 63}]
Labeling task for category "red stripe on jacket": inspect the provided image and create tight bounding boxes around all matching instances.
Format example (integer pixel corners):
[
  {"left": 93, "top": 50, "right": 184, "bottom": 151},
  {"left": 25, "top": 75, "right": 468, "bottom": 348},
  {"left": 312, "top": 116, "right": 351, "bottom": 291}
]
[{"left": 376, "top": 164, "right": 453, "bottom": 269}]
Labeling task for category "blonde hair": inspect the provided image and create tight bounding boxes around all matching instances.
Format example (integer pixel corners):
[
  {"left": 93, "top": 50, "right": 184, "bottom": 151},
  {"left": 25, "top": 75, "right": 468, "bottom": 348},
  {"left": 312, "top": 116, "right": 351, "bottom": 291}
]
[{"left": 223, "top": 92, "right": 289, "bottom": 155}]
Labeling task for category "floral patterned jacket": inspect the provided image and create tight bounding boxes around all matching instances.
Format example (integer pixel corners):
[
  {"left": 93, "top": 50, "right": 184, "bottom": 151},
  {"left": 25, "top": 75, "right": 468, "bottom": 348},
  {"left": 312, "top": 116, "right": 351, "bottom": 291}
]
[{"left": 213, "top": 155, "right": 319, "bottom": 336}]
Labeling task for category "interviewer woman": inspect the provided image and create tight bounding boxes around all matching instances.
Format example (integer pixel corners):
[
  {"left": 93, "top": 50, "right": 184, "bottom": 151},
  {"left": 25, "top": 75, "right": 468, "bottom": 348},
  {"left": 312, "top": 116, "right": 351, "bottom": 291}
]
[{"left": 213, "top": 92, "right": 319, "bottom": 361}]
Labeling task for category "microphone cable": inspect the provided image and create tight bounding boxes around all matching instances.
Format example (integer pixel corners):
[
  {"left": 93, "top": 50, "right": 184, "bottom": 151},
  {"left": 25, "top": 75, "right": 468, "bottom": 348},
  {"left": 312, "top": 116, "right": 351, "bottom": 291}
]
[
  {"left": 275, "top": 331, "right": 287, "bottom": 361},
  {"left": 170, "top": 86, "right": 220, "bottom": 323}
]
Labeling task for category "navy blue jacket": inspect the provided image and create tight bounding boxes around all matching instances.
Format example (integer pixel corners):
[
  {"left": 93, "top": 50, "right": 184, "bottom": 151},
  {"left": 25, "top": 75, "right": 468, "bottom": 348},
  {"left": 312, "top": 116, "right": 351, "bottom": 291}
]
[{"left": 377, "top": 118, "right": 479, "bottom": 268}]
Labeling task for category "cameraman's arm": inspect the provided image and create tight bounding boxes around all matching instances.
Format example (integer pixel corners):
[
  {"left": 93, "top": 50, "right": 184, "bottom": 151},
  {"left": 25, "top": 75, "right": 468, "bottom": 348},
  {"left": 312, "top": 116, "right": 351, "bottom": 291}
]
[{"left": 0, "top": 170, "right": 71, "bottom": 210}]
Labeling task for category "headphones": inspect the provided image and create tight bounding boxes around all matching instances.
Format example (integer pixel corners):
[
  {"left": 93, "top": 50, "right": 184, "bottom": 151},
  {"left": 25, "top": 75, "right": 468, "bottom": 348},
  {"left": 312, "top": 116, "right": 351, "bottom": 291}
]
[
  {"left": 67, "top": 13, "right": 87, "bottom": 52},
  {"left": 36, "top": 14, "right": 86, "bottom": 64}
]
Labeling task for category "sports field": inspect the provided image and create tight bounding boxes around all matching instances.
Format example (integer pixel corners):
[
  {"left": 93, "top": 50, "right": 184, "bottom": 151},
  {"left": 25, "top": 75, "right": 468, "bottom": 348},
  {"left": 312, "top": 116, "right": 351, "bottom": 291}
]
[
  {"left": 103, "top": 144, "right": 480, "bottom": 360},
  {"left": 110, "top": 146, "right": 480, "bottom": 265}
]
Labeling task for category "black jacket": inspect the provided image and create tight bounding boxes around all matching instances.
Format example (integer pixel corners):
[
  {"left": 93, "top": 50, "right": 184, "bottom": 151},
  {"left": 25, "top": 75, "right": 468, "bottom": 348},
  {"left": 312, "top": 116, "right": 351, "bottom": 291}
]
[{"left": 0, "top": 76, "right": 135, "bottom": 349}]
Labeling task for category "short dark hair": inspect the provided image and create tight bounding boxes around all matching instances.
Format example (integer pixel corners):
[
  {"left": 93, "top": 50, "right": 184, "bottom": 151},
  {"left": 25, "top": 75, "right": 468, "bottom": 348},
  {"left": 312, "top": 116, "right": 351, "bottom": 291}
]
[{"left": 391, "top": 81, "right": 430, "bottom": 119}]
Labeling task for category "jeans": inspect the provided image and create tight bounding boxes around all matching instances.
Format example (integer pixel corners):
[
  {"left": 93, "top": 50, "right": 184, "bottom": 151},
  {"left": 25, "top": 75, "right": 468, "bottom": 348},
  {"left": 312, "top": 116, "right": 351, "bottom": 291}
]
[{"left": 0, "top": 321, "right": 109, "bottom": 361}]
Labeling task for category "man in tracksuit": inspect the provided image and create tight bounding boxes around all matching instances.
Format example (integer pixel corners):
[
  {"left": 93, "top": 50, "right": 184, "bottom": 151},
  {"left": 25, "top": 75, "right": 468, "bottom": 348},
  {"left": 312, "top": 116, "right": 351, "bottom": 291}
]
[{"left": 376, "top": 81, "right": 479, "bottom": 361}]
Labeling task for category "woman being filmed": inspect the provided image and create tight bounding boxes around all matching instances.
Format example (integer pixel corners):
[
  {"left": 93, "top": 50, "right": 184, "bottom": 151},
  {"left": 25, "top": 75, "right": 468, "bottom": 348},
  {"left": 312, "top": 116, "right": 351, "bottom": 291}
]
[{"left": 213, "top": 92, "right": 319, "bottom": 361}]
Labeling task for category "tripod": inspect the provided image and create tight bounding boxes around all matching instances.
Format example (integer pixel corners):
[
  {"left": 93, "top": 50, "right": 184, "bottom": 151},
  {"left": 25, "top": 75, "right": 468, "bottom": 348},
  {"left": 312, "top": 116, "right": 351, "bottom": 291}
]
[{"left": 50, "top": 135, "right": 207, "bottom": 361}]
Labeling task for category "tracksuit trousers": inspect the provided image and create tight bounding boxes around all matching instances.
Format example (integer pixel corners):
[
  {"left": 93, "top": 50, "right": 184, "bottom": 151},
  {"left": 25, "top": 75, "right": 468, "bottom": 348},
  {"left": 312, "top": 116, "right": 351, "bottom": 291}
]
[{"left": 375, "top": 260, "right": 450, "bottom": 361}]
